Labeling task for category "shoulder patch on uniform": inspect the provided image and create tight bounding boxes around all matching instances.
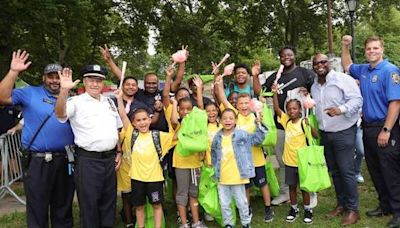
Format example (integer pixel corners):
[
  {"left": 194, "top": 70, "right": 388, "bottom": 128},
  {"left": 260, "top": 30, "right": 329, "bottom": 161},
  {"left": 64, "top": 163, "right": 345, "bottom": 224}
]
[{"left": 391, "top": 72, "right": 400, "bottom": 84}]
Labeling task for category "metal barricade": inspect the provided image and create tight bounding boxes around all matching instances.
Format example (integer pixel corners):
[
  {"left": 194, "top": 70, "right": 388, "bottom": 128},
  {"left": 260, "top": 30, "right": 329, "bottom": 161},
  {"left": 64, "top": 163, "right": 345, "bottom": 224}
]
[{"left": 0, "top": 132, "right": 25, "bottom": 205}]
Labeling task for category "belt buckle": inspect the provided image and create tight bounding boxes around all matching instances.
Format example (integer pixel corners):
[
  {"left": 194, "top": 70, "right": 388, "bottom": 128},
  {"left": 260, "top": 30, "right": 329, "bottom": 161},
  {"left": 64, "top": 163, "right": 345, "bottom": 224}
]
[{"left": 44, "top": 153, "right": 53, "bottom": 162}]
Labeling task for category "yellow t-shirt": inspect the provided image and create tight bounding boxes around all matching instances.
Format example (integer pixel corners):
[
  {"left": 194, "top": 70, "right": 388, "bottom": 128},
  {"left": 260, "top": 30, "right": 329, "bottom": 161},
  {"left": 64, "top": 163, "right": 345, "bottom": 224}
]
[
  {"left": 219, "top": 134, "right": 249, "bottom": 185},
  {"left": 278, "top": 113, "right": 307, "bottom": 167},
  {"left": 121, "top": 124, "right": 175, "bottom": 182},
  {"left": 117, "top": 128, "right": 132, "bottom": 192},
  {"left": 220, "top": 103, "right": 266, "bottom": 167},
  {"left": 205, "top": 122, "right": 222, "bottom": 166}
]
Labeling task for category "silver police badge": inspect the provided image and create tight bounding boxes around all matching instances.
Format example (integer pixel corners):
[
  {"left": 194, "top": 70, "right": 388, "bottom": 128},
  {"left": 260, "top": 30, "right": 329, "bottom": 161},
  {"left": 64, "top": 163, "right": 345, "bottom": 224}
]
[
  {"left": 372, "top": 75, "right": 378, "bottom": 83},
  {"left": 391, "top": 72, "right": 400, "bottom": 84}
]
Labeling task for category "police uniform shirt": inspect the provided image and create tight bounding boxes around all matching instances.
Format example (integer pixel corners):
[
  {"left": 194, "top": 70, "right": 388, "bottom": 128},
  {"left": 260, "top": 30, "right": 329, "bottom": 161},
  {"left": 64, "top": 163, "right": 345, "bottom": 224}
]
[
  {"left": 62, "top": 93, "right": 123, "bottom": 152},
  {"left": 349, "top": 60, "right": 400, "bottom": 123},
  {"left": 11, "top": 86, "right": 74, "bottom": 152}
]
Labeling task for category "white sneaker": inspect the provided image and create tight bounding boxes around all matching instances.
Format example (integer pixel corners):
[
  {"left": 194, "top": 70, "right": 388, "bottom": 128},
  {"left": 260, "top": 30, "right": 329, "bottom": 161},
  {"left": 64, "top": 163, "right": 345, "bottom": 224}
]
[
  {"left": 356, "top": 174, "right": 364, "bottom": 183},
  {"left": 192, "top": 221, "right": 208, "bottom": 228},
  {"left": 204, "top": 213, "right": 214, "bottom": 222},
  {"left": 271, "top": 194, "right": 290, "bottom": 206},
  {"left": 309, "top": 192, "right": 318, "bottom": 209}
]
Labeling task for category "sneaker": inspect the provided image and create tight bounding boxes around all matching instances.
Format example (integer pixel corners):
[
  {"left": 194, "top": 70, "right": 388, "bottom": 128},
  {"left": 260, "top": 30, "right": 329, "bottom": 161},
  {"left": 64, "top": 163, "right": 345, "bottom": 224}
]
[
  {"left": 242, "top": 224, "right": 250, "bottom": 228},
  {"left": 204, "top": 213, "right": 214, "bottom": 222},
  {"left": 225, "top": 225, "right": 233, "bottom": 228},
  {"left": 179, "top": 223, "right": 190, "bottom": 228},
  {"left": 304, "top": 209, "right": 313, "bottom": 224},
  {"left": 286, "top": 207, "right": 299, "bottom": 223},
  {"left": 309, "top": 192, "right": 318, "bottom": 208},
  {"left": 192, "top": 221, "right": 208, "bottom": 228},
  {"left": 356, "top": 174, "right": 364, "bottom": 183},
  {"left": 264, "top": 207, "right": 274, "bottom": 222},
  {"left": 271, "top": 194, "right": 290, "bottom": 206},
  {"left": 248, "top": 206, "right": 253, "bottom": 217}
]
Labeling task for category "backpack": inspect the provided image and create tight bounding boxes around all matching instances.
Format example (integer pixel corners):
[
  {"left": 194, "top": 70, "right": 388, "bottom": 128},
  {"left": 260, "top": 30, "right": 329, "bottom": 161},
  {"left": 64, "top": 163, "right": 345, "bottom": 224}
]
[{"left": 130, "top": 130, "right": 167, "bottom": 169}]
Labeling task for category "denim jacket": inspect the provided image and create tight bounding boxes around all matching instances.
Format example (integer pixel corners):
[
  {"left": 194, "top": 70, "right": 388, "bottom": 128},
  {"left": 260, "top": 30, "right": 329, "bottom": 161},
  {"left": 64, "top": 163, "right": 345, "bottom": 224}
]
[{"left": 211, "top": 123, "right": 268, "bottom": 181}]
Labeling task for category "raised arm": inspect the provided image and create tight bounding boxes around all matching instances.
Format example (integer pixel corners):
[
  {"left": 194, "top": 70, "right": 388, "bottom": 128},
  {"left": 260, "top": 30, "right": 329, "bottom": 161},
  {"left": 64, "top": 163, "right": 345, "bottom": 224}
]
[
  {"left": 171, "top": 46, "right": 188, "bottom": 92},
  {"left": 341, "top": 35, "right": 354, "bottom": 73},
  {"left": 114, "top": 89, "right": 131, "bottom": 129},
  {"left": 170, "top": 97, "right": 179, "bottom": 129},
  {"left": 213, "top": 63, "right": 231, "bottom": 108},
  {"left": 162, "top": 62, "right": 175, "bottom": 108},
  {"left": 55, "top": 68, "right": 80, "bottom": 120},
  {"left": 193, "top": 75, "right": 204, "bottom": 109},
  {"left": 0, "top": 50, "right": 31, "bottom": 105},
  {"left": 252, "top": 60, "right": 262, "bottom": 96},
  {"left": 271, "top": 84, "right": 282, "bottom": 117},
  {"left": 99, "top": 44, "right": 123, "bottom": 80}
]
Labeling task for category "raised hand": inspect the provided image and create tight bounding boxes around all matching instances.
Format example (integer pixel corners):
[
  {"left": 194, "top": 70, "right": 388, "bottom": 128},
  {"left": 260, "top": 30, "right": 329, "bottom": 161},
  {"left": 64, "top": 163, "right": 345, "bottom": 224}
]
[
  {"left": 99, "top": 44, "right": 112, "bottom": 61},
  {"left": 114, "top": 88, "right": 123, "bottom": 100},
  {"left": 192, "top": 75, "right": 203, "bottom": 88},
  {"left": 10, "top": 50, "right": 32, "bottom": 73},
  {"left": 271, "top": 83, "right": 279, "bottom": 93},
  {"left": 211, "top": 61, "right": 219, "bottom": 76},
  {"left": 58, "top": 68, "right": 79, "bottom": 90},
  {"left": 342, "top": 35, "right": 353, "bottom": 47},
  {"left": 165, "top": 62, "right": 176, "bottom": 78},
  {"left": 252, "top": 60, "right": 261, "bottom": 77}
]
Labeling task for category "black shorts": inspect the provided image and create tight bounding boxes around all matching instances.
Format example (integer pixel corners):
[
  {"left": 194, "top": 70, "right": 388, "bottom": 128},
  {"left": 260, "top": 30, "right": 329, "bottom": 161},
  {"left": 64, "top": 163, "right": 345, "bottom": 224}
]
[
  {"left": 131, "top": 179, "right": 164, "bottom": 207},
  {"left": 245, "top": 165, "right": 268, "bottom": 189},
  {"left": 285, "top": 165, "right": 299, "bottom": 186}
]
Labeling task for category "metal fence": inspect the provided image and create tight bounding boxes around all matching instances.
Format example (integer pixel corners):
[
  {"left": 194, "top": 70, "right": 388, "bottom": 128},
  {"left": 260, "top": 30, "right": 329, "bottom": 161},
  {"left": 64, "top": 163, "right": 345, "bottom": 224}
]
[{"left": 0, "top": 132, "right": 25, "bottom": 205}]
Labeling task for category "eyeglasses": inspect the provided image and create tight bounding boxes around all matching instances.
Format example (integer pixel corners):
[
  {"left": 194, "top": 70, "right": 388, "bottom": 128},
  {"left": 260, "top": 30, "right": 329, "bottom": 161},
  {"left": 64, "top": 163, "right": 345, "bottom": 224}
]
[{"left": 313, "top": 60, "right": 329, "bottom": 66}]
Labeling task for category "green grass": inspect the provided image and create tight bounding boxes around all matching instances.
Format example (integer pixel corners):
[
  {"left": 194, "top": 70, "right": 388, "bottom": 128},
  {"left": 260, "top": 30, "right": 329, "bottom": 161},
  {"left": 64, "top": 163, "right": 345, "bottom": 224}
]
[{"left": 0, "top": 163, "right": 393, "bottom": 228}]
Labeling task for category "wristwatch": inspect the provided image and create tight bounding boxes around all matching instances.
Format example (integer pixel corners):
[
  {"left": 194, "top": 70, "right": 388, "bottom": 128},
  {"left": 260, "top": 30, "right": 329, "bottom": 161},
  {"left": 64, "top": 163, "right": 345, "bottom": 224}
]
[{"left": 382, "top": 126, "right": 391, "bottom": 133}]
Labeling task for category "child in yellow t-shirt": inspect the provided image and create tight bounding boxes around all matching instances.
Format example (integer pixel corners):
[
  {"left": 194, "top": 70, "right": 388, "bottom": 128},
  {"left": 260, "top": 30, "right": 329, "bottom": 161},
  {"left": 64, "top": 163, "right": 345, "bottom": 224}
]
[
  {"left": 271, "top": 84, "right": 318, "bottom": 224},
  {"left": 213, "top": 64, "right": 274, "bottom": 222},
  {"left": 211, "top": 108, "right": 267, "bottom": 227},
  {"left": 116, "top": 89, "right": 175, "bottom": 228},
  {"left": 205, "top": 102, "right": 222, "bottom": 166}
]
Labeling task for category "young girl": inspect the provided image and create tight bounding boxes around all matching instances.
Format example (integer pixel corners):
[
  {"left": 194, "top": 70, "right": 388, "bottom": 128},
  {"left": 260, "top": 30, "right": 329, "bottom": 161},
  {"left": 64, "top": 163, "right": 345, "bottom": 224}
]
[
  {"left": 271, "top": 84, "right": 318, "bottom": 224},
  {"left": 213, "top": 64, "right": 274, "bottom": 223},
  {"left": 205, "top": 102, "right": 222, "bottom": 166},
  {"left": 211, "top": 108, "right": 267, "bottom": 228}
]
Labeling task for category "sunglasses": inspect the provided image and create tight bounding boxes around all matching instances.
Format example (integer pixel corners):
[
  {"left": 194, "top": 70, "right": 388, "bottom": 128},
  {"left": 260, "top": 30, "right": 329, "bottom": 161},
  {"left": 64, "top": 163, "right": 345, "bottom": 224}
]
[{"left": 313, "top": 60, "right": 329, "bottom": 66}]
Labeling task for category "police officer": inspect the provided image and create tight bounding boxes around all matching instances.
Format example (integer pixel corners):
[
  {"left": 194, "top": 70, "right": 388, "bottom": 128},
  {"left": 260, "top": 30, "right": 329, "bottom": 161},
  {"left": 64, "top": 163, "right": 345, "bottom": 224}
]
[
  {"left": 0, "top": 50, "right": 75, "bottom": 228},
  {"left": 342, "top": 35, "right": 400, "bottom": 228},
  {"left": 55, "top": 65, "right": 122, "bottom": 228}
]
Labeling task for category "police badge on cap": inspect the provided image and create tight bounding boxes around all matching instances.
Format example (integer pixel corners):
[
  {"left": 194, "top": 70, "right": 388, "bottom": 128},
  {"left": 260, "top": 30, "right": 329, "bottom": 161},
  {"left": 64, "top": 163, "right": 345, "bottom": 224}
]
[
  {"left": 44, "top": 63, "right": 62, "bottom": 74},
  {"left": 80, "top": 64, "right": 107, "bottom": 79}
]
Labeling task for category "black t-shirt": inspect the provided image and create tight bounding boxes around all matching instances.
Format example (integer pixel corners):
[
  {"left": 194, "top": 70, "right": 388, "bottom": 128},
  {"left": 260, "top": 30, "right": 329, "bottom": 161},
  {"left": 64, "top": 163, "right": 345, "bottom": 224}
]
[
  {"left": 135, "top": 89, "right": 169, "bottom": 132},
  {"left": 0, "top": 106, "right": 20, "bottom": 135},
  {"left": 262, "top": 66, "right": 315, "bottom": 129}
]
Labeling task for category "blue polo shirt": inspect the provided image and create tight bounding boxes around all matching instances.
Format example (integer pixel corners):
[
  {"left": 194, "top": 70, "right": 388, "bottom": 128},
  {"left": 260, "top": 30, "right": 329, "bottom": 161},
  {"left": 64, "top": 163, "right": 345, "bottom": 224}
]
[
  {"left": 349, "top": 60, "right": 400, "bottom": 123},
  {"left": 12, "top": 86, "right": 74, "bottom": 152}
]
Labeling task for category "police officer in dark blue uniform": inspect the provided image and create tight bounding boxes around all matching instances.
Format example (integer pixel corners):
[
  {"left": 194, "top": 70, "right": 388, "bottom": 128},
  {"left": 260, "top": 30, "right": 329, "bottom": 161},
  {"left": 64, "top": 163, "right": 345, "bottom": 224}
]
[
  {"left": 342, "top": 35, "right": 400, "bottom": 228},
  {"left": 0, "top": 50, "right": 75, "bottom": 228}
]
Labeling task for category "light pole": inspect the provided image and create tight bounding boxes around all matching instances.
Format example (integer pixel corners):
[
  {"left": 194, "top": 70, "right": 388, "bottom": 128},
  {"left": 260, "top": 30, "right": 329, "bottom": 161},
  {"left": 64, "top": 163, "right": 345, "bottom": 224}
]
[{"left": 346, "top": 0, "right": 357, "bottom": 62}]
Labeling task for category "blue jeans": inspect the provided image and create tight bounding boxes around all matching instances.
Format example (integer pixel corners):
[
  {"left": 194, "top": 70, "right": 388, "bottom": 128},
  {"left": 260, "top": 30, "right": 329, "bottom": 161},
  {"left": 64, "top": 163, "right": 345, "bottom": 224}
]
[
  {"left": 320, "top": 126, "right": 359, "bottom": 211},
  {"left": 217, "top": 184, "right": 251, "bottom": 226},
  {"left": 354, "top": 126, "right": 364, "bottom": 175}
]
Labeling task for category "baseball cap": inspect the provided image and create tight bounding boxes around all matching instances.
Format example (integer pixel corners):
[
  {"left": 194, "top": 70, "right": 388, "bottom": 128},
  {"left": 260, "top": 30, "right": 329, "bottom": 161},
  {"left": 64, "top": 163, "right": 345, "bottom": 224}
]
[
  {"left": 80, "top": 64, "right": 107, "bottom": 79},
  {"left": 43, "top": 63, "right": 62, "bottom": 74}
]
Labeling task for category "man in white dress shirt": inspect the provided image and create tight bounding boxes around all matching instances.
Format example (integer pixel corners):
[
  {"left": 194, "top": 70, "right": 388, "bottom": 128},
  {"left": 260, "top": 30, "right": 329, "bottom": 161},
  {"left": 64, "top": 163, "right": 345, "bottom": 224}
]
[{"left": 55, "top": 65, "right": 122, "bottom": 228}]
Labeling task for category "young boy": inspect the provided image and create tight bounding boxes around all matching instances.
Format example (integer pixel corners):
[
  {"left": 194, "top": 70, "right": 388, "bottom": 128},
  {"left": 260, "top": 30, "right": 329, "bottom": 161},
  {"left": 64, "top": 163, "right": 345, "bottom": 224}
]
[{"left": 116, "top": 89, "right": 175, "bottom": 228}]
